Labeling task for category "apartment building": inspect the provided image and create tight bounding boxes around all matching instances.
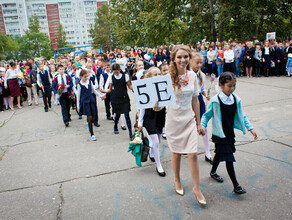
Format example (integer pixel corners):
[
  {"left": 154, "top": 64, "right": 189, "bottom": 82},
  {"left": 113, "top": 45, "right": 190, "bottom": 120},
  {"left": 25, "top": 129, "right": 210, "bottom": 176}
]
[{"left": 0, "top": 0, "right": 108, "bottom": 48}]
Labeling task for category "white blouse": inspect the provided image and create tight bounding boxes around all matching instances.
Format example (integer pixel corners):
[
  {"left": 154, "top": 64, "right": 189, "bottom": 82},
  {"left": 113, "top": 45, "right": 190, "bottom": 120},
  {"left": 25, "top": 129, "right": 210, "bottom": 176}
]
[{"left": 218, "top": 91, "right": 234, "bottom": 105}]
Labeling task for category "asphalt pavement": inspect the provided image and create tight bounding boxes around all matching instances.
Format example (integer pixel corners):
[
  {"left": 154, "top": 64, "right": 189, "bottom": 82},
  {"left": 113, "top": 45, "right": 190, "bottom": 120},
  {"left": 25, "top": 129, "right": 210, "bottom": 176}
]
[{"left": 0, "top": 76, "right": 291, "bottom": 220}]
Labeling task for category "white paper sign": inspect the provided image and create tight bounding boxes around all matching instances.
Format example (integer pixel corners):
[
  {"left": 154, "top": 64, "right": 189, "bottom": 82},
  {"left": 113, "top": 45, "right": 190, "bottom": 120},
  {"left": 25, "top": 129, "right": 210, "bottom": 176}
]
[
  {"left": 132, "top": 74, "right": 176, "bottom": 109},
  {"left": 266, "top": 32, "right": 276, "bottom": 40}
]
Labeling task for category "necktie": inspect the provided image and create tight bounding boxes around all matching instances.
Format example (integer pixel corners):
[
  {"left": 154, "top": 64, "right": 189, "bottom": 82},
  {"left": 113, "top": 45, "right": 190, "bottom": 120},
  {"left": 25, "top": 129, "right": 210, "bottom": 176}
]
[{"left": 61, "top": 75, "right": 65, "bottom": 85}]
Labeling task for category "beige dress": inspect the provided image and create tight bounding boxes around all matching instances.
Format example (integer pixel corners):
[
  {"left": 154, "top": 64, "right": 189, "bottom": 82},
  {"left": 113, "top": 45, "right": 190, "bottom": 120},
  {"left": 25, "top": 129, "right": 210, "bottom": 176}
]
[{"left": 165, "top": 70, "right": 200, "bottom": 153}]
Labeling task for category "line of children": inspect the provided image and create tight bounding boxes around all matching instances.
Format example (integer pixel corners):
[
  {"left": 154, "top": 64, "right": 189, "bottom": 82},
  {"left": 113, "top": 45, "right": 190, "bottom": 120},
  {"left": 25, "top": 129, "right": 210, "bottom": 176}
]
[
  {"left": 77, "top": 69, "right": 105, "bottom": 141},
  {"left": 201, "top": 71, "right": 258, "bottom": 194}
]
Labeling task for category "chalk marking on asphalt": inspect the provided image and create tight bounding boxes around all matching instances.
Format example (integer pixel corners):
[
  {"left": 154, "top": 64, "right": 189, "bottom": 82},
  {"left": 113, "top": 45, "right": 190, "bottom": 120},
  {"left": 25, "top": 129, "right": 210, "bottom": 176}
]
[
  {"left": 248, "top": 173, "right": 278, "bottom": 191},
  {"left": 259, "top": 126, "right": 271, "bottom": 138},
  {"left": 56, "top": 184, "right": 64, "bottom": 220},
  {"left": 113, "top": 193, "right": 121, "bottom": 220},
  {"left": 0, "top": 111, "right": 15, "bottom": 128},
  {"left": 140, "top": 184, "right": 181, "bottom": 220}
]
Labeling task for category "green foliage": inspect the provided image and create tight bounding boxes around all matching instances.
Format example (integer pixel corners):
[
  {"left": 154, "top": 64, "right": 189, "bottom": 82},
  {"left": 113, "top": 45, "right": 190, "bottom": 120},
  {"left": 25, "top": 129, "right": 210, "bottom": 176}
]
[
  {"left": 18, "top": 32, "right": 53, "bottom": 59},
  {"left": 27, "top": 14, "right": 40, "bottom": 33},
  {"left": 90, "top": 3, "right": 117, "bottom": 50},
  {"left": 108, "top": 0, "right": 291, "bottom": 46},
  {"left": 0, "top": 33, "right": 19, "bottom": 60},
  {"left": 5, "top": 14, "right": 54, "bottom": 60},
  {"left": 56, "top": 23, "right": 69, "bottom": 49}
]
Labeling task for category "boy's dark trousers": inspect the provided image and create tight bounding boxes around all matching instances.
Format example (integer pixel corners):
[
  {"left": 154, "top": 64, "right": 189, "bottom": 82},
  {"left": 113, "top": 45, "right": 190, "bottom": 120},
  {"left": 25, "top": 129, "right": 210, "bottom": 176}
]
[
  {"left": 42, "top": 86, "right": 52, "bottom": 110},
  {"left": 104, "top": 93, "right": 111, "bottom": 118},
  {"left": 60, "top": 93, "right": 71, "bottom": 123}
]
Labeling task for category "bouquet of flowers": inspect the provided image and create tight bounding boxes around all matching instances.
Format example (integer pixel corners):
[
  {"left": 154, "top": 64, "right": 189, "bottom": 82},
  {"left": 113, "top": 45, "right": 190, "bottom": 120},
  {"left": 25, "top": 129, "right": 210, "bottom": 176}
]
[
  {"left": 131, "top": 129, "right": 143, "bottom": 144},
  {"left": 207, "top": 73, "right": 216, "bottom": 96},
  {"left": 58, "top": 84, "right": 65, "bottom": 96},
  {"left": 70, "top": 91, "right": 76, "bottom": 100}
]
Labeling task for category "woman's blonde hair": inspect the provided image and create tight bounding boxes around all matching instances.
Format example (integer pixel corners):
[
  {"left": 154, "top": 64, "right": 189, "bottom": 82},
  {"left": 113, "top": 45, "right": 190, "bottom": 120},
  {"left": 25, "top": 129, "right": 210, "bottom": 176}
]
[
  {"left": 144, "top": 67, "right": 160, "bottom": 78},
  {"left": 169, "top": 45, "right": 192, "bottom": 90},
  {"left": 152, "top": 48, "right": 157, "bottom": 56},
  {"left": 191, "top": 53, "right": 203, "bottom": 87}
]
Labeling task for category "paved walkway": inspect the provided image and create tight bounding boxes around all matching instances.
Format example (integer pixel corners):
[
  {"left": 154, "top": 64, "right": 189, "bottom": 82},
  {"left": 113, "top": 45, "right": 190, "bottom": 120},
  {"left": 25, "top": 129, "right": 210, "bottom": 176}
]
[{"left": 0, "top": 76, "right": 291, "bottom": 220}]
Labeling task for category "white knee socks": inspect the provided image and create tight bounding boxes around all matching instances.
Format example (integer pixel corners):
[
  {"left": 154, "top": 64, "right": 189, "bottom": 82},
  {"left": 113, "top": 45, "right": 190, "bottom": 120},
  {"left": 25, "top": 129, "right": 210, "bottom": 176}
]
[{"left": 149, "top": 134, "right": 164, "bottom": 172}]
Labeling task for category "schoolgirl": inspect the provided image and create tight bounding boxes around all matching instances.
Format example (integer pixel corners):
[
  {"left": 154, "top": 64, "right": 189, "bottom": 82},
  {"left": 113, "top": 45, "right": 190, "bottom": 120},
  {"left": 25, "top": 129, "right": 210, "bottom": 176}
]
[
  {"left": 132, "top": 60, "right": 145, "bottom": 81},
  {"left": 86, "top": 63, "right": 100, "bottom": 127},
  {"left": 99, "top": 62, "right": 113, "bottom": 120},
  {"left": 201, "top": 72, "right": 258, "bottom": 194},
  {"left": 77, "top": 69, "right": 105, "bottom": 141},
  {"left": 138, "top": 67, "right": 166, "bottom": 177},
  {"left": 159, "top": 62, "right": 169, "bottom": 75},
  {"left": 102, "top": 63, "right": 133, "bottom": 140},
  {"left": 191, "top": 53, "right": 213, "bottom": 164},
  {"left": 158, "top": 62, "right": 169, "bottom": 140},
  {"left": 109, "top": 53, "right": 116, "bottom": 65}
]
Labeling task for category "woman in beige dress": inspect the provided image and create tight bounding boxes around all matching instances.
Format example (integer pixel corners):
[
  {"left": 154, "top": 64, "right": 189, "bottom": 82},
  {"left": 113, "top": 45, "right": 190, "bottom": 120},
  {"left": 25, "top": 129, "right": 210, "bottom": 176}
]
[{"left": 165, "top": 45, "right": 206, "bottom": 205}]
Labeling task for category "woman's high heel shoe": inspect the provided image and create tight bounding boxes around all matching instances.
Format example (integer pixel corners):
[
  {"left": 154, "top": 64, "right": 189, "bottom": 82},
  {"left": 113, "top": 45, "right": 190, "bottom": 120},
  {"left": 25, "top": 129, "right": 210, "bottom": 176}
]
[
  {"left": 175, "top": 181, "right": 184, "bottom": 196},
  {"left": 175, "top": 188, "right": 184, "bottom": 196},
  {"left": 193, "top": 188, "right": 207, "bottom": 205}
]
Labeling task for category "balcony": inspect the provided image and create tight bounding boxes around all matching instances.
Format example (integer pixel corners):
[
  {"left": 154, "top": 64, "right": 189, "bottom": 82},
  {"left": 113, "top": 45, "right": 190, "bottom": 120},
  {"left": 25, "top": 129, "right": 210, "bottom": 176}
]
[
  {"left": 4, "top": 16, "right": 19, "bottom": 22},
  {"left": 2, "top": 4, "right": 17, "bottom": 9},
  {"left": 2, "top": 10, "right": 18, "bottom": 16}
]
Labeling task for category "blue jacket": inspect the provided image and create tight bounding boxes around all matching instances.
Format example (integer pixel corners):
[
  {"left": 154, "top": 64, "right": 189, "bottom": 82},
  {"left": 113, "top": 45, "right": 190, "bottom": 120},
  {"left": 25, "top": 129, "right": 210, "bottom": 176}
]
[{"left": 201, "top": 93, "right": 253, "bottom": 138}]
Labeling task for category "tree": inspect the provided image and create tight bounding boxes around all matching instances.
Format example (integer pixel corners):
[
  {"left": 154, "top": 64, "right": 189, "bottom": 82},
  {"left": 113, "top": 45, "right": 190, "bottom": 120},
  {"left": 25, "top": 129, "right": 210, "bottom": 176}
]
[
  {"left": 27, "top": 14, "right": 40, "bottom": 33},
  {"left": 19, "top": 15, "right": 53, "bottom": 59},
  {"left": 0, "top": 33, "right": 19, "bottom": 60},
  {"left": 90, "top": 3, "right": 117, "bottom": 50},
  {"left": 19, "top": 32, "right": 53, "bottom": 59},
  {"left": 56, "top": 23, "right": 69, "bottom": 48}
]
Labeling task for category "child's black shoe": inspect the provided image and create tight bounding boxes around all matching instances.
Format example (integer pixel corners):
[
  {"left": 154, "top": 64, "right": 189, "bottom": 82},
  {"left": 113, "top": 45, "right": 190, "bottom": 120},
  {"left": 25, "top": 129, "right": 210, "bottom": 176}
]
[
  {"left": 233, "top": 186, "right": 246, "bottom": 194},
  {"left": 210, "top": 172, "right": 224, "bottom": 182}
]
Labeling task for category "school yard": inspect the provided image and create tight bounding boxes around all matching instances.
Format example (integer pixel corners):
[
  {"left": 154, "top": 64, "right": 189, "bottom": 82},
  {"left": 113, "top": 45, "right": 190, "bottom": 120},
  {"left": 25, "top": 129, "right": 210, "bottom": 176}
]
[{"left": 0, "top": 76, "right": 291, "bottom": 220}]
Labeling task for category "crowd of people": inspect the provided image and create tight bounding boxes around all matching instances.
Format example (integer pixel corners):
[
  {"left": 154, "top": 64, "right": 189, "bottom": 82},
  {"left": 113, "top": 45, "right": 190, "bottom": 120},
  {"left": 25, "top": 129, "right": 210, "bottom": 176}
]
[{"left": 0, "top": 39, "right": 291, "bottom": 205}]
